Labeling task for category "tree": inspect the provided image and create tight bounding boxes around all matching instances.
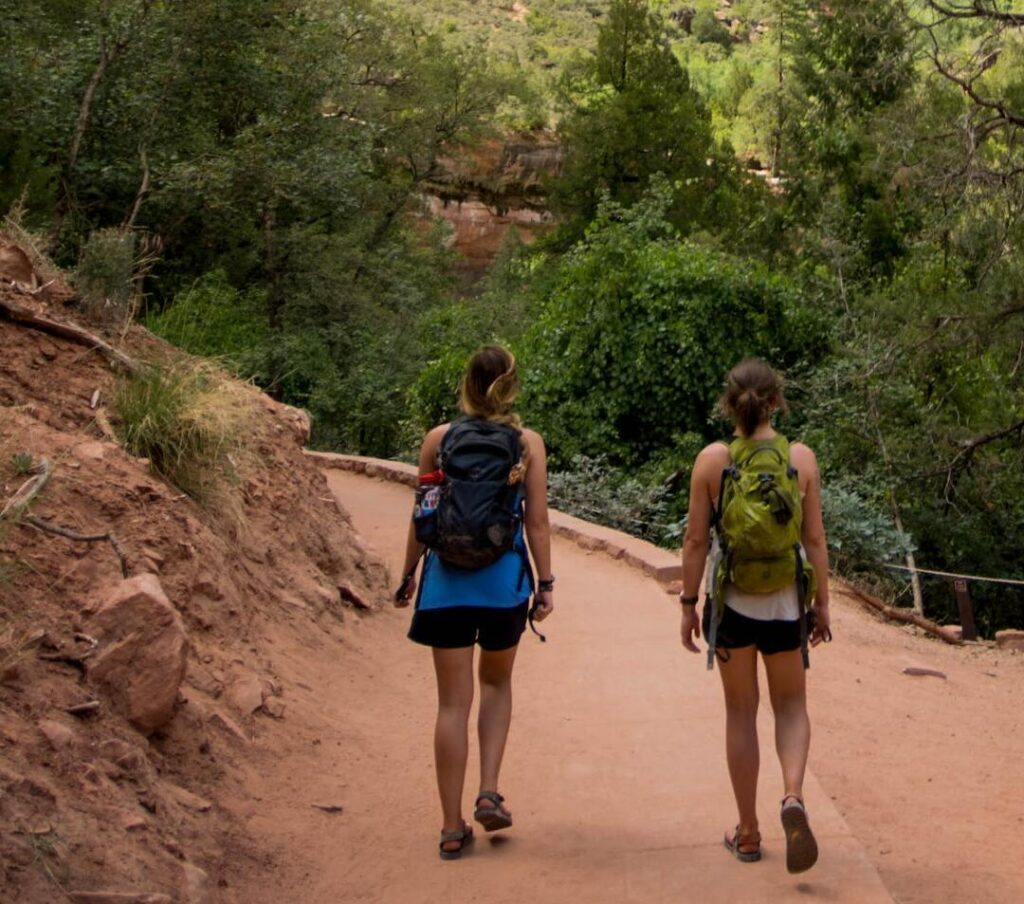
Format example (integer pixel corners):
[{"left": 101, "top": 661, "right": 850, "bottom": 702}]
[
  {"left": 520, "top": 183, "right": 827, "bottom": 466},
  {"left": 552, "top": 0, "right": 722, "bottom": 237}
]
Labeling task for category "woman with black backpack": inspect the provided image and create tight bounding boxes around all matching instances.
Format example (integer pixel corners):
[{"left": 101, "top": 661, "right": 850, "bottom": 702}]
[
  {"left": 394, "top": 345, "right": 554, "bottom": 860},
  {"left": 678, "top": 358, "right": 832, "bottom": 874}
]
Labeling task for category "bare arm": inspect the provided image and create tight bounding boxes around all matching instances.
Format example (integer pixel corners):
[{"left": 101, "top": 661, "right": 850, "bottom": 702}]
[
  {"left": 679, "top": 444, "right": 729, "bottom": 652},
  {"left": 793, "top": 443, "right": 831, "bottom": 638},
  {"left": 394, "top": 424, "right": 447, "bottom": 606},
  {"left": 522, "top": 429, "right": 553, "bottom": 620}
]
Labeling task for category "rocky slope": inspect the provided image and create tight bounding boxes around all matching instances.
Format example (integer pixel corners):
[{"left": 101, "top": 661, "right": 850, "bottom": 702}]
[{"left": 0, "top": 245, "right": 390, "bottom": 903}]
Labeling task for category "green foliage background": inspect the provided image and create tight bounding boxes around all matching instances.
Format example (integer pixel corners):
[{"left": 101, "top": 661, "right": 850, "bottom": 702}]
[{"left": 3, "top": 0, "right": 1024, "bottom": 634}]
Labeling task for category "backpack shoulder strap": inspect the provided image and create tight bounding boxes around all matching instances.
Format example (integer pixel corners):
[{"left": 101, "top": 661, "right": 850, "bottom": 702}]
[
  {"left": 438, "top": 415, "right": 472, "bottom": 467},
  {"left": 712, "top": 442, "right": 736, "bottom": 532}
]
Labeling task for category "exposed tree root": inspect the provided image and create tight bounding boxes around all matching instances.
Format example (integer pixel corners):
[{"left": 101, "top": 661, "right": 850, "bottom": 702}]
[
  {"left": 0, "top": 295, "right": 138, "bottom": 373},
  {"left": 23, "top": 515, "right": 130, "bottom": 578}
]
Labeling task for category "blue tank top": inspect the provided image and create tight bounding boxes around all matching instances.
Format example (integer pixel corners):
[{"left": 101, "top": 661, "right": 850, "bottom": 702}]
[{"left": 417, "top": 526, "right": 533, "bottom": 611}]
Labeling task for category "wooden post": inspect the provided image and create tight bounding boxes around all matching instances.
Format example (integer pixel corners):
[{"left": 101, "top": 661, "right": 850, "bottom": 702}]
[{"left": 952, "top": 578, "right": 978, "bottom": 641}]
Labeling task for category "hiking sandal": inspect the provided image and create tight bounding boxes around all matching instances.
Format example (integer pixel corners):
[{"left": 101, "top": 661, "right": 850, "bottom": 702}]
[
  {"left": 439, "top": 821, "right": 474, "bottom": 860},
  {"left": 473, "top": 791, "right": 513, "bottom": 832},
  {"left": 781, "top": 796, "right": 819, "bottom": 874},
  {"left": 723, "top": 825, "right": 762, "bottom": 863}
]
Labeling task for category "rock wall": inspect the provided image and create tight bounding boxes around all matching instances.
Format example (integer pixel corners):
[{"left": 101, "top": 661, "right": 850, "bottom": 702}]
[{"left": 421, "top": 133, "right": 563, "bottom": 289}]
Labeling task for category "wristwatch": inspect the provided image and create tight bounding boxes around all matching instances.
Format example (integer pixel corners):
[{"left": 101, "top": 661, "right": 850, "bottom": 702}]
[
  {"left": 679, "top": 593, "right": 699, "bottom": 606},
  {"left": 538, "top": 575, "right": 555, "bottom": 592}
]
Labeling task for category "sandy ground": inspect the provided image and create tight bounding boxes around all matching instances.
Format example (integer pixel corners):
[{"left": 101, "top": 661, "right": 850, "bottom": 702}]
[{"left": 226, "top": 472, "right": 1024, "bottom": 904}]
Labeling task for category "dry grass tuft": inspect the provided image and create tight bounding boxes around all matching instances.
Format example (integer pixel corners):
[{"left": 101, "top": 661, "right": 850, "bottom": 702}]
[
  {"left": 2, "top": 194, "right": 62, "bottom": 286},
  {"left": 113, "top": 359, "right": 253, "bottom": 516},
  {"left": 0, "top": 624, "right": 32, "bottom": 681}
]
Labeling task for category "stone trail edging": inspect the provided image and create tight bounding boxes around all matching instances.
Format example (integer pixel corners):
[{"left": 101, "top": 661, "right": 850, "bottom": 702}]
[{"left": 305, "top": 451, "right": 682, "bottom": 586}]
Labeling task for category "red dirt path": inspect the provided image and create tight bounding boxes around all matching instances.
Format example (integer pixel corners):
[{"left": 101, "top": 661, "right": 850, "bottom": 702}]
[{"left": 227, "top": 471, "right": 1024, "bottom": 904}]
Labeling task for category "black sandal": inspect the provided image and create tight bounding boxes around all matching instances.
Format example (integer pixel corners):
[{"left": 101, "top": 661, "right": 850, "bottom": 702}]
[
  {"left": 474, "top": 791, "right": 513, "bottom": 832},
  {"left": 439, "top": 821, "right": 474, "bottom": 860}
]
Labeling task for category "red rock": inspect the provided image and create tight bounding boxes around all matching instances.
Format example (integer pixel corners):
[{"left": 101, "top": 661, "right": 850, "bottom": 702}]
[
  {"left": 99, "top": 739, "right": 144, "bottom": 773},
  {"left": 180, "top": 862, "right": 211, "bottom": 904},
  {"left": 73, "top": 440, "right": 107, "bottom": 461},
  {"left": 262, "top": 698, "right": 286, "bottom": 720},
  {"left": 338, "top": 583, "right": 371, "bottom": 610},
  {"left": 37, "top": 718, "right": 77, "bottom": 750},
  {"left": 208, "top": 710, "right": 249, "bottom": 743},
  {"left": 87, "top": 574, "right": 189, "bottom": 734},
  {"left": 224, "top": 672, "right": 264, "bottom": 716},
  {"left": 121, "top": 812, "right": 148, "bottom": 831},
  {"left": 995, "top": 629, "right": 1024, "bottom": 651},
  {"left": 162, "top": 781, "right": 212, "bottom": 812}
]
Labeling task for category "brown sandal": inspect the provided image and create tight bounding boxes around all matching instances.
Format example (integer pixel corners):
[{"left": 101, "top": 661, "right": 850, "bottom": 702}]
[
  {"left": 724, "top": 825, "right": 762, "bottom": 862},
  {"left": 781, "top": 796, "right": 818, "bottom": 873}
]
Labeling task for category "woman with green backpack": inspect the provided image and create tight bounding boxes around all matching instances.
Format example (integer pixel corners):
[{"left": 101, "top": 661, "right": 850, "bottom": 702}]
[{"left": 679, "top": 358, "right": 832, "bottom": 874}]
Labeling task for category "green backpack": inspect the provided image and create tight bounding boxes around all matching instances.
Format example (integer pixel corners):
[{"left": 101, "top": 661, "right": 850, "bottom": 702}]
[
  {"left": 706, "top": 434, "right": 816, "bottom": 669},
  {"left": 717, "top": 435, "right": 803, "bottom": 594}
]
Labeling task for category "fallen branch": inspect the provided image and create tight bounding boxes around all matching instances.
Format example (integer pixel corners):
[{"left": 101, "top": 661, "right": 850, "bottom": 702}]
[
  {"left": 0, "top": 458, "right": 53, "bottom": 523},
  {"left": 23, "top": 515, "right": 130, "bottom": 577},
  {"left": 0, "top": 295, "right": 138, "bottom": 373},
  {"left": 836, "top": 579, "right": 963, "bottom": 645}
]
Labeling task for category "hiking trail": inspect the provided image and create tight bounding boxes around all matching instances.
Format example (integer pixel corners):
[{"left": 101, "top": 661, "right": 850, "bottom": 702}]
[{"left": 225, "top": 468, "right": 1024, "bottom": 904}]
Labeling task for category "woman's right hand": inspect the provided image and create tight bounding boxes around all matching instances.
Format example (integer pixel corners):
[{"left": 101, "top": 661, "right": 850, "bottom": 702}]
[{"left": 532, "top": 589, "right": 553, "bottom": 621}]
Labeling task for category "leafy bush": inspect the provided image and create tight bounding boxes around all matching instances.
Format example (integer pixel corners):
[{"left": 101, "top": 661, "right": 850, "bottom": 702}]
[
  {"left": 147, "top": 271, "right": 269, "bottom": 376},
  {"left": 113, "top": 361, "right": 250, "bottom": 510},
  {"left": 820, "top": 481, "right": 912, "bottom": 575},
  {"left": 76, "top": 228, "right": 137, "bottom": 327},
  {"left": 547, "top": 455, "right": 680, "bottom": 545},
  {"left": 520, "top": 185, "right": 828, "bottom": 466}
]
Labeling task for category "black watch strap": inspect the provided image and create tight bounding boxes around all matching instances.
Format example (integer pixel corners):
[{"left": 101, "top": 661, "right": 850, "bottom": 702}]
[{"left": 679, "top": 594, "right": 700, "bottom": 606}]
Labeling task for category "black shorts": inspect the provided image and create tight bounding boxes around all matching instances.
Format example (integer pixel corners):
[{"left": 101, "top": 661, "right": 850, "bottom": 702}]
[
  {"left": 408, "top": 602, "right": 529, "bottom": 651},
  {"left": 703, "top": 602, "right": 804, "bottom": 656}
]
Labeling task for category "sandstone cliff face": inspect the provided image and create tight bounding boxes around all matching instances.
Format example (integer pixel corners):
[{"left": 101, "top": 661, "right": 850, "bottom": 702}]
[{"left": 421, "top": 133, "right": 563, "bottom": 288}]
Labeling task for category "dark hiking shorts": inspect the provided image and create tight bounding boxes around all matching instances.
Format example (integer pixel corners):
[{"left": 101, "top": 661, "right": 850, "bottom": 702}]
[
  {"left": 703, "top": 602, "right": 804, "bottom": 656},
  {"left": 408, "top": 601, "right": 529, "bottom": 651}
]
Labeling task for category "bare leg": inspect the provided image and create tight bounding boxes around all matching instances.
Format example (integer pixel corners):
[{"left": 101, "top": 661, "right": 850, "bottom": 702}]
[
  {"left": 763, "top": 648, "right": 810, "bottom": 800},
  {"left": 477, "top": 644, "right": 519, "bottom": 804},
  {"left": 718, "top": 645, "right": 760, "bottom": 841},
  {"left": 432, "top": 646, "right": 475, "bottom": 848}
]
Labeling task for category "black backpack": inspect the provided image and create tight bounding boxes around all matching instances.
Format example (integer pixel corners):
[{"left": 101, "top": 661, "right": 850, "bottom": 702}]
[{"left": 415, "top": 417, "right": 524, "bottom": 570}]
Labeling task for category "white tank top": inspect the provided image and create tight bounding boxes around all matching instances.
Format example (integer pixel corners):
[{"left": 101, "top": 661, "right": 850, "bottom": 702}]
[{"left": 709, "top": 537, "right": 802, "bottom": 622}]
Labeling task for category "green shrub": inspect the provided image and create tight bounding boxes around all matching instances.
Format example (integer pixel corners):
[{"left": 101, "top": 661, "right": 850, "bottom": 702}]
[
  {"left": 9, "top": 452, "right": 34, "bottom": 476},
  {"left": 147, "top": 271, "right": 269, "bottom": 375},
  {"left": 547, "top": 455, "right": 680, "bottom": 545},
  {"left": 76, "top": 228, "right": 137, "bottom": 327},
  {"left": 820, "top": 481, "right": 912, "bottom": 575},
  {"left": 520, "top": 186, "right": 828, "bottom": 466},
  {"left": 113, "top": 361, "right": 250, "bottom": 509}
]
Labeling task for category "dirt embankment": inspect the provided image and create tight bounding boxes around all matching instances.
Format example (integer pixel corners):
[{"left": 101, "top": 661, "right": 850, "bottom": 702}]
[{"left": 0, "top": 254, "right": 389, "bottom": 902}]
